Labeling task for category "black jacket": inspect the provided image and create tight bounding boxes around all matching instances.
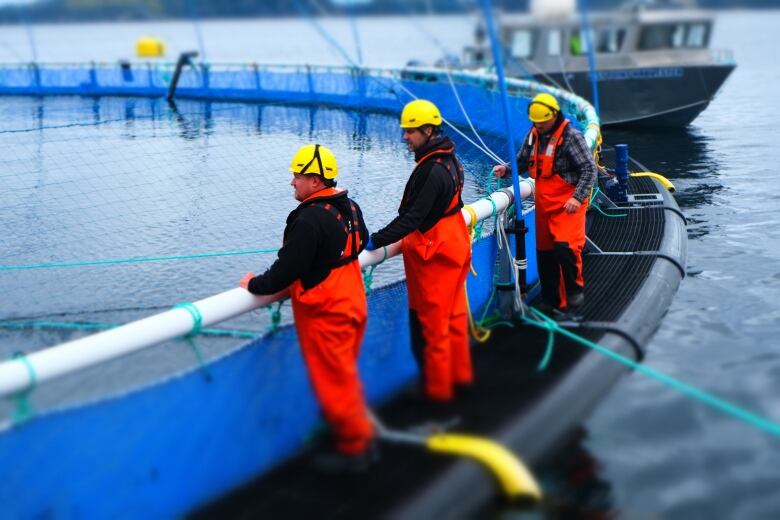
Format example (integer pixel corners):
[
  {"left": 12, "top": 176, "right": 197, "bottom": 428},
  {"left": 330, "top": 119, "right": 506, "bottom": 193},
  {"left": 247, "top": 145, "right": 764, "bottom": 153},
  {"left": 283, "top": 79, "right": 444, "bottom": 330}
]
[
  {"left": 247, "top": 189, "right": 368, "bottom": 294},
  {"left": 371, "top": 136, "right": 464, "bottom": 247}
]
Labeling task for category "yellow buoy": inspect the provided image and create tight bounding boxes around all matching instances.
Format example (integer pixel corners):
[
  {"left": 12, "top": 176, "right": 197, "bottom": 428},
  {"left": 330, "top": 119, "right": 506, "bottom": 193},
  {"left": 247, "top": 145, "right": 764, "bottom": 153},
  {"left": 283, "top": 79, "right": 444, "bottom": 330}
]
[{"left": 136, "top": 36, "right": 166, "bottom": 58}]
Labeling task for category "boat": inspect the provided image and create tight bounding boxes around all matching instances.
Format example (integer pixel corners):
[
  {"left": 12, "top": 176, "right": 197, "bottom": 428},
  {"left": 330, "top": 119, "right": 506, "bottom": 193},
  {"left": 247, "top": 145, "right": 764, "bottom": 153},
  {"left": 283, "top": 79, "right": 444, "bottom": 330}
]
[
  {"left": 459, "top": 0, "right": 735, "bottom": 127},
  {"left": 0, "top": 58, "right": 685, "bottom": 516}
]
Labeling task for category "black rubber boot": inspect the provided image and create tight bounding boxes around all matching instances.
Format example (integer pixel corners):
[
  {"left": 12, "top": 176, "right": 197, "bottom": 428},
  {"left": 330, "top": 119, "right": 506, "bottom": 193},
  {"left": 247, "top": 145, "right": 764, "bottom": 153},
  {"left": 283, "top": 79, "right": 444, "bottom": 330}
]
[
  {"left": 536, "top": 249, "right": 561, "bottom": 310},
  {"left": 553, "top": 242, "right": 584, "bottom": 309}
]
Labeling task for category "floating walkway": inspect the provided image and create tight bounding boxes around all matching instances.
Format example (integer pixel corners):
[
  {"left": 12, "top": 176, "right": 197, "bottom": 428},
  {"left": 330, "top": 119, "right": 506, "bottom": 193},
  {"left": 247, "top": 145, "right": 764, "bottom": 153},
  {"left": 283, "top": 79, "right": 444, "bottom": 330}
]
[{"left": 196, "top": 174, "right": 687, "bottom": 517}]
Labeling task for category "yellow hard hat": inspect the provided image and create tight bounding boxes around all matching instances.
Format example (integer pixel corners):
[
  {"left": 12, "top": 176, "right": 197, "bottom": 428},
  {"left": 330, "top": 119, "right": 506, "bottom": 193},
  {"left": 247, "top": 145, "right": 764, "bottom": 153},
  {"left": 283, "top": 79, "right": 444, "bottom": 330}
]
[
  {"left": 528, "top": 93, "right": 560, "bottom": 123},
  {"left": 400, "top": 99, "right": 442, "bottom": 128},
  {"left": 289, "top": 144, "right": 338, "bottom": 180}
]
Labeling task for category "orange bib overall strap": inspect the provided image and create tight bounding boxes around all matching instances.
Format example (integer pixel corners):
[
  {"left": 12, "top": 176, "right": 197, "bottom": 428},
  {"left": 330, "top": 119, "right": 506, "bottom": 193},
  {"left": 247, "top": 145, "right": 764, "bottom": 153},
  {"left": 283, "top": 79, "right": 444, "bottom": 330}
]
[
  {"left": 401, "top": 158, "right": 472, "bottom": 402},
  {"left": 290, "top": 189, "right": 372, "bottom": 454}
]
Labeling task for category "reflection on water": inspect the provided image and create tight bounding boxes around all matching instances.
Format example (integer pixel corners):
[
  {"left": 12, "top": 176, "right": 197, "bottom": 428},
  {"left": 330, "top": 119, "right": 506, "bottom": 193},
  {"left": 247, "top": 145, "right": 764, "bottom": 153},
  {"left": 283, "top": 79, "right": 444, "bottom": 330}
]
[{"left": 486, "top": 428, "right": 616, "bottom": 520}]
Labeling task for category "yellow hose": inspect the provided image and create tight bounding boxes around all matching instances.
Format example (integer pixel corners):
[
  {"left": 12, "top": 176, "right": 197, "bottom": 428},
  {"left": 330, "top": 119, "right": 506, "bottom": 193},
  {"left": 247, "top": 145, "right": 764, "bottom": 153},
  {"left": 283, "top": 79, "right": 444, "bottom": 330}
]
[
  {"left": 465, "top": 283, "right": 491, "bottom": 343},
  {"left": 630, "top": 172, "right": 675, "bottom": 192},
  {"left": 464, "top": 205, "right": 480, "bottom": 276},
  {"left": 427, "top": 433, "right": 542, "bottom": 502}
]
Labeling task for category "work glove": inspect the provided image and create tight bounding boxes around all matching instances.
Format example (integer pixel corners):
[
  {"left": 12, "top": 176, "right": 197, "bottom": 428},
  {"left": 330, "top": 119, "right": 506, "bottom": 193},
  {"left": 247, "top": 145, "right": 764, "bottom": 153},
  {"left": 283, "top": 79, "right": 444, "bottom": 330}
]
[{"left": 365, "top": 237, "right": 378, "bottom": 251}]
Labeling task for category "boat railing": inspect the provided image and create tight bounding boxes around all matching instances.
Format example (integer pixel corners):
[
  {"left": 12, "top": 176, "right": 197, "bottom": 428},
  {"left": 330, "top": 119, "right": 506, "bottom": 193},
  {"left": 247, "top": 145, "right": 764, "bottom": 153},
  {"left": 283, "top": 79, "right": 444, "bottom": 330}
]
[{"left": 0, "top": 185, "right": 533, "bottom": 399}]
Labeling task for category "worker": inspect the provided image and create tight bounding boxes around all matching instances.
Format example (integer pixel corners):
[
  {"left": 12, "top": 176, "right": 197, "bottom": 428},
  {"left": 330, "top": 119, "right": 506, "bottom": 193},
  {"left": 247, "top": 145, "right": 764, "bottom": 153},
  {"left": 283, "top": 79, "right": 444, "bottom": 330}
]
[
  {"left": 494, "top": 93, "right": 597, "bottom": 315},
  {"left": 366, "top": 99, "right": 473, "bottom": 407},
  {"left": 240, "top": 144, "right": 375, "bottom": 473}
]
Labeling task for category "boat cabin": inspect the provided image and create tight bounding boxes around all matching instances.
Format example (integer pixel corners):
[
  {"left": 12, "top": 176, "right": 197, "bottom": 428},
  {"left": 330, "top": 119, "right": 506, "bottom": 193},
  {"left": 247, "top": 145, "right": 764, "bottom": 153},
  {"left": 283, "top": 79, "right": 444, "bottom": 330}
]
[{"left": 463, "top": 7, "right": 721, "bottom": 74}]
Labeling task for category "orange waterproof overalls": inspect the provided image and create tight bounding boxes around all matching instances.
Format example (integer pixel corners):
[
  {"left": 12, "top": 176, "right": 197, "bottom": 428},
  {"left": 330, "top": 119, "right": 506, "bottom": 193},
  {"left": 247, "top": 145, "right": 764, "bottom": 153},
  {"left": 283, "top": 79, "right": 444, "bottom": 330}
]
[
  {"left": 528, "top": 119, "right": 588, "bottom": 308},
  {"left": 401, "top": 150, "right": 473, "bottom": 402},
  {"left": 289, "top": 188, "right": 373, "bottom": 454}
]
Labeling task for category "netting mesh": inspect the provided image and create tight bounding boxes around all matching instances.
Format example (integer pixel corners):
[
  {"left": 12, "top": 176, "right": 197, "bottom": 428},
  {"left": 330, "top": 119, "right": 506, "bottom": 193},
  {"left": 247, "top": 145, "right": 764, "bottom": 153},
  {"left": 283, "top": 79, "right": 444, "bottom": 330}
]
[
  {"left": 0, "top": 83, "right": 525, "bottom": 413},
  {"left": 0, "top": 26, "right": 598, "bottom": 516}
]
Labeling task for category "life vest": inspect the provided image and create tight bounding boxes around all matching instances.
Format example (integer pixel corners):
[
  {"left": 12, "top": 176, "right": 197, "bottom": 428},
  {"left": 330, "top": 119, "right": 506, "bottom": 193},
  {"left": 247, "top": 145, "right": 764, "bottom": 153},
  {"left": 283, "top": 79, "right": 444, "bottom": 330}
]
[
  {"left": 401, "top": 147, "right": 464, "bottom": 219},
  {"left": 299, "top": 187, "right": 362, "bottom": 268},
  {"left": 528, "top": 119, "right": 570, "bottom": 180}
]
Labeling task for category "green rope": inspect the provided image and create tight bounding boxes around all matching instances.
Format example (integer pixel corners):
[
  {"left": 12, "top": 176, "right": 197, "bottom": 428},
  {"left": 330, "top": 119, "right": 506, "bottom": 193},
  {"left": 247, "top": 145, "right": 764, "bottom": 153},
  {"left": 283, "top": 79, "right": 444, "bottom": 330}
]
[
  {"left": 0, "top": 320, "right": 260, "bottom": 339},
  {"left": 172, "top": 303, "right": 212, "bottom": 382},
  {"left": 362, "top": 246, "right": 388, "bottom": 294},
  {"left": 589, "top": 187, "right": 628, "bottom": 218},
  {"left": 523, "top": 308, "right": 780, "bottom": 437},
  {"left": 9, "top": 352, "right": 37, "bottom": 425},
  {"left": 172, "top": 302, "right": 203, "bottom": 336},
  {"left": 265, "top": 301, "right": 284, "bottom": 334},
  {"left": 0, "top": 248, "right": 279, "bottom": 272},
  {"left": 536, "top": 321, "right": 556, "bottom": 372}
]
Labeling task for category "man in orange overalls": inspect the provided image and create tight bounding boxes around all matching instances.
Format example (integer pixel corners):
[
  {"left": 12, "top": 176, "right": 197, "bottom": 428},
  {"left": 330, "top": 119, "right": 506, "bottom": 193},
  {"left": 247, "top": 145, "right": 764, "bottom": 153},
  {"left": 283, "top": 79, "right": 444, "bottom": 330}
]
[
  {"left": 367, "top": 99, "right": 473, "bottom": 407},
  {"left": 240, "top": 144, "right": 375, "bottom": 473},
  {"left": 494, "top": 93, "right": 597, "bottom": 315}
]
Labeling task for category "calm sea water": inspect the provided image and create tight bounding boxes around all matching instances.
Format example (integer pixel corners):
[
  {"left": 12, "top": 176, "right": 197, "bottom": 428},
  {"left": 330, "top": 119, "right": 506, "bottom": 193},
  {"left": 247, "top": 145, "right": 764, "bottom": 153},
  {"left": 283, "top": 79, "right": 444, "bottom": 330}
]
[{"left": 2, "top": 10, "right": 780, "bottom": 518}]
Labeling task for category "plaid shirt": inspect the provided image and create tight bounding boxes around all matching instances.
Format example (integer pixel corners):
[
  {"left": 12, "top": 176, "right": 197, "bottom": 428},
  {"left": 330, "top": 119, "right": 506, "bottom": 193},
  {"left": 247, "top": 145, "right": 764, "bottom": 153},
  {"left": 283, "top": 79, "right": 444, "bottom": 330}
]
[{"left": 516, "top": 120, "right": 597, "bottom": 203}]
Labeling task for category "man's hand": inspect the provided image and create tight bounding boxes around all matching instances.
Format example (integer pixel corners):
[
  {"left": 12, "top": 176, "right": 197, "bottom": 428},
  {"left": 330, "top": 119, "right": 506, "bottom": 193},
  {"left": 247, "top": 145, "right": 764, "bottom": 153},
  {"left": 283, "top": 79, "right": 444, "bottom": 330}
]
[
  {"left": 563, "top": 197, "right": 582, "bottom": 214},
  {"left": 239, "top": 272, "right": 255, "bottom": 289},
  {"left": 492, "top": 164, "right": 510, "bottom": 178}
]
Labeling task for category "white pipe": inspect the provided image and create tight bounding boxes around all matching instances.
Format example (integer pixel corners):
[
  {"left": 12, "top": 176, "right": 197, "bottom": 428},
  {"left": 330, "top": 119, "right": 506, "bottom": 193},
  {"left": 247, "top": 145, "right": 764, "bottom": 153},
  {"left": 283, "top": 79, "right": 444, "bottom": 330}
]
[{"left": 0, "top": 183, "right": 532, "bottom": 398}]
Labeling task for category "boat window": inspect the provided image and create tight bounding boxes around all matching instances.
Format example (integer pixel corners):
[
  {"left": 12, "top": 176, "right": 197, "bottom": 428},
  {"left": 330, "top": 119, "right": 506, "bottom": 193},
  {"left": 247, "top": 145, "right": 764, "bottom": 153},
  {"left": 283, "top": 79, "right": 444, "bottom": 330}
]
[
  {"left": 672, "top": 24, "right": 685, "bottom": 47},
  {"left": 569, "top": 28, "right": 623, "bottom": 55},
  {"left": 510, "top": 29, "right": 535, "bottom": 58},
  {"left": 639, "top": 23, "right": 710, "bottom": 50},
  {"left": 639, "top": 24, "right": 687, "bottom": 50},
  {"left": 548, "top": 29, "right": 562, "bottom": 56},
  {"left": 686, "top": 23, "right": 708, "bottom": 48},
  {"left": 596, "top": 28, "right": 625, "bottom": 53}
]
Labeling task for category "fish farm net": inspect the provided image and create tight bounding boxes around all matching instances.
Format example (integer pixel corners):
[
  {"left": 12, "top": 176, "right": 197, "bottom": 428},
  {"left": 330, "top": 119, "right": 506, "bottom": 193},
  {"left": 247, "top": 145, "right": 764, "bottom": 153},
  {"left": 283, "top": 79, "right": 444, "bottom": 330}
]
[{"left": 0, "top": 48, "right": 599, "bottom": 517}]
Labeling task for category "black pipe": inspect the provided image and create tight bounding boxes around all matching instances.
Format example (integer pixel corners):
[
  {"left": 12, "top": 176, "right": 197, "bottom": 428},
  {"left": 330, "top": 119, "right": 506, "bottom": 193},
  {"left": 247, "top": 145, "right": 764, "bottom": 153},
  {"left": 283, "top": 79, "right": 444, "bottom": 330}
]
[{"left": 167, "top": 51, "right": 199, "bottom": 102}]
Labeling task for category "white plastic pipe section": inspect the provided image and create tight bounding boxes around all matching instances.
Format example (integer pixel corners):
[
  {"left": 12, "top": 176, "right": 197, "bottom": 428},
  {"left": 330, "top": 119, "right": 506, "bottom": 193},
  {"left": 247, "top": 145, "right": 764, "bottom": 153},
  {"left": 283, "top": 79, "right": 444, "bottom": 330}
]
[{"left": 0, "top": 182, "right": 533, "bottom": 399}]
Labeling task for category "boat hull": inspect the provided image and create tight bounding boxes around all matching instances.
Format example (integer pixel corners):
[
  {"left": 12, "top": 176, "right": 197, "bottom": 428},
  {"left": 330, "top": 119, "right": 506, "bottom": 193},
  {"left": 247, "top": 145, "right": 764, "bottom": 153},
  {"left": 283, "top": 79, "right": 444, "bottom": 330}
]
[{"left": 538, "top": 64, "right": 735, "bottom": 127}]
